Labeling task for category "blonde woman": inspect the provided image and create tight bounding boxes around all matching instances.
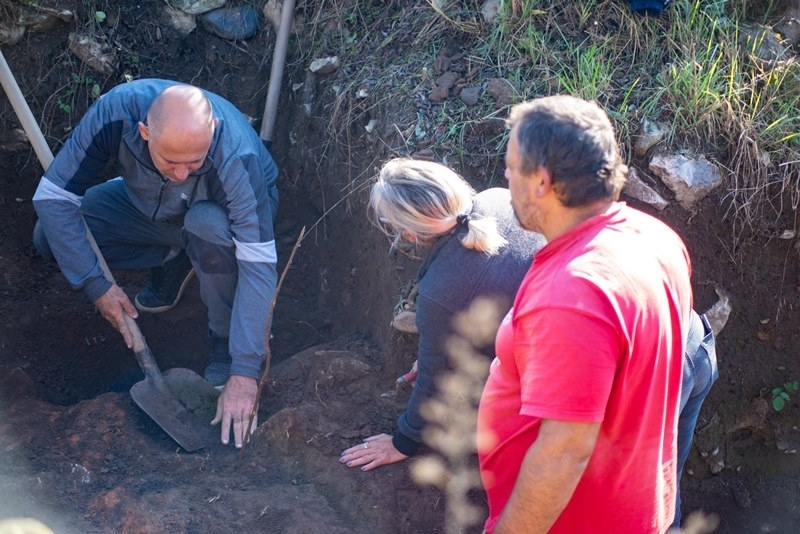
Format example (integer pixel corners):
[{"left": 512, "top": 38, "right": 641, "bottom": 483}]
[{"left": 340, "top": 158, "right": 545, "bottom": 471}]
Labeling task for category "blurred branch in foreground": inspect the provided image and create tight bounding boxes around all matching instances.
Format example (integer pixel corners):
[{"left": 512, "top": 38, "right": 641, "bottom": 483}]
[{"left": 411, "top": 297, "right": 502, "bottom": 534}]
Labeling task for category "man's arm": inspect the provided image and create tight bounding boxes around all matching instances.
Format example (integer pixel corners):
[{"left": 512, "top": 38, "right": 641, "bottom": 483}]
[
  {"left": 210, "top": 148, "right": 279, "bottom": 447},
  {"left": 33, "top": 104, "right": 124, "bottom": 300},
  {"left": 494, "top": 419, "right": 601, "bottom": 534}
]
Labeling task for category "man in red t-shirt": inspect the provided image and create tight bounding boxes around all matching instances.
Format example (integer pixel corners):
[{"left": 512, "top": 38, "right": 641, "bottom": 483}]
[{"left": 477, "top": 95, "right": 693, "bottom": 533}]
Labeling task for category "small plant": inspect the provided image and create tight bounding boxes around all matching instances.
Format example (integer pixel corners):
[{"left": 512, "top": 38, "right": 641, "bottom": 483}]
[
  {"left": 94, "top": 10, "right": 106, "bottom": 24},
  {"left": 771, "top": 381, "right": 799, "bottom": 411},
  {"left": 56, "top": 84, "right": 75, "bottom": 114},
  {"left": 54, "top": 73, "right": 102, "bottom": 116},
  {"left": 56, "top": 97, "right": 72, "bottom": 114}
]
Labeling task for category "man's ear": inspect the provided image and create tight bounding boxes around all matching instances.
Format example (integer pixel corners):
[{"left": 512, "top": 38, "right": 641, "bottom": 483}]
[
  {"left": 137, "top": 121, "right": 150, "bottom": 141},
  {"left": 535, "top": 167, "right": 553, "bottom": 197}
]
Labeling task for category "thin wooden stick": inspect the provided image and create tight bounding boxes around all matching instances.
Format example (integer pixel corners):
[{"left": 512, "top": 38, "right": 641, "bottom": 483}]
[{"left": 239, "top": 226, "right": 306, "bottom": 457}]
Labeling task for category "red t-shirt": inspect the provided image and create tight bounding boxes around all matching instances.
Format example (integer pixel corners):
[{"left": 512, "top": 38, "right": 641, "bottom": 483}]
[{"left": 477, "top": 203, "right": 692, "bottom": 533}]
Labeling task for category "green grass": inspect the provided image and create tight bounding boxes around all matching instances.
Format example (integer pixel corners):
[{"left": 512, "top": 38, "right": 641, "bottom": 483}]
[
  {"left": 301, "top": 0, "right": 800, "bottom": 240},
  {"left": 489, "top": 0, "right": 799, "bottom": 236}
]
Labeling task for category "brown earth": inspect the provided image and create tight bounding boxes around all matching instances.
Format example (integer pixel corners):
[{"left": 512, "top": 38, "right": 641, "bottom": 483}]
[{"left": 1, "top": 1, "right": 800, "bottom": 533}]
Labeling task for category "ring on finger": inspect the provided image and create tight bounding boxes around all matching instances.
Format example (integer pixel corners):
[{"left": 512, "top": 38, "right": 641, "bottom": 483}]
[{"left": 363, "top": 443, "right": 368, "bottom": 449}]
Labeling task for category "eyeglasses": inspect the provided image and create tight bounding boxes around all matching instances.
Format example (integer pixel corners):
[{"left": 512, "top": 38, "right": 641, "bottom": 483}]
[{"left": 378, "top": 218, "right": 422, "bottom": 260}]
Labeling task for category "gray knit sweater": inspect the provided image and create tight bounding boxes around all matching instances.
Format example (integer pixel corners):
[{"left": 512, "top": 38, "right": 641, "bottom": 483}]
[{"left": 393, "top": 187, "right": 546, "bottom": 456}]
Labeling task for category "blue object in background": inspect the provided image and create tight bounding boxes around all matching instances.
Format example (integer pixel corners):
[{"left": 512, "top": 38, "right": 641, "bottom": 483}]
[{"left": 629, "top": 0, "right": 671, "bottom": 16}]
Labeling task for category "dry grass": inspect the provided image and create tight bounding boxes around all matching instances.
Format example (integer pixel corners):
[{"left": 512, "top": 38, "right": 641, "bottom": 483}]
[{"left": 297, "top": 0, "right": 800, "bottom": 246}]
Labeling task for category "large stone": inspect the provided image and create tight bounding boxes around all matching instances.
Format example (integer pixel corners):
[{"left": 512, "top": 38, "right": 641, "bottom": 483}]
[
  {"left": 459, "top": 85, "right": 482, "bottom": 106},
  {"left": 309, "top": 56, "right": 340, "bottom": 75},
  {"left": 774, "top": 13, "right": 800, "bottom": 46},
  {"left": 0, "top": 518, "right": 54, "bottom": 534},
  {"left": 200, "top": 6, "right": 259, "bottom": 40},
  {"left": 428, "top": 70, "right": 458, "bottom": 102},
  {"left": 67, "top": 33, "right": 117, "bottom": 75},
  {"left": 263, "top": 0, "right": 301, "bottom": 34},
  {"left": 486, "top": 77, "right": 517, "bottom": 107},
  {"left": 18, "top": 5, "right": 72, "bottom": 33},
  {"left": 0, "top": 129, "right": 31, "bottom": 154},
  {"left": 705, "top": 286, "right": 732, "bottom": 338},
  {"left": 392, "top": 310, "right": 418, "bottom": 334},
  {"left": 0, "top": 22, "right": 25, "bottom": 46},
  {"left": 740, "top": 24, "right": 790, "bottom": 64},
  {"left": 162, "top": 4, "right": 196, "bottom": 35},
  {"left": 481, "top": 0, "right": 501, "bottom": 24},
  {"left": 633, "top": 118, "right": 669, "bottom": 157},
  {"left": 648, "top": 152, "right": 724, "bottom": 210},
  {"left": 325, "top": 355, "right": 372, "bottom": 385},
  {"left": 622, "top": 167, "right": 669, "bottom": 210},
  {"left": 255, "top": 405, "right": 313, "bottom": 455},
  {"left": 167, "top": 0, "right": 226, "bottom": 16}
]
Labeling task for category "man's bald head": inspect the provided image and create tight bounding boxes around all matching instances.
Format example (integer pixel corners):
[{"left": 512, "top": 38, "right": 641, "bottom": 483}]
[
  {"left": 146, "top": 84, "right": 214, "bottom": 141},
  {"left": 138, "top": 84, "right": 217, "bottom": 182}
]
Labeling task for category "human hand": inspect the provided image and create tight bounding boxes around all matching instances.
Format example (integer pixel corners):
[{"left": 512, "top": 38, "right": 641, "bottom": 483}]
[
  {"left": 93, "top": 284, "right": 138, "bottom": 348},
  {"left": 396, "top": 359, "right": 419, "bottom": 385},
  {"left": 339, "top": 433, "right": 408, "bottom": 471},
  {"left": 210, "top": 375, "right": 258, "bottom": 448}
]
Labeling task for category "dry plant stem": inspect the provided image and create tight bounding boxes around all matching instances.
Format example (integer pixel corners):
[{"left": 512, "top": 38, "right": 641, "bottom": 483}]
[{"left": 239, "top": 226, "right": 307, "bottom": 458}]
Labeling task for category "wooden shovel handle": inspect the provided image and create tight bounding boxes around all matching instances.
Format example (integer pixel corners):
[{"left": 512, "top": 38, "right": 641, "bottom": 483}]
[
  {"left": 0, "top": 51, "right": 54, "bottom": 168},
  {"left": 259, "top": 0, "right": 295, "bottom": 143},
  {"left": 0, "top": 50, "right": 160, "bottom": 384}
]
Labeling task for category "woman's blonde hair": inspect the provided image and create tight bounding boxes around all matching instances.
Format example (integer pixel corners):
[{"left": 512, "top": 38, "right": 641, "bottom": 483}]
[{"left": 370, "top": 158, "right": 507, "bottom": 254}]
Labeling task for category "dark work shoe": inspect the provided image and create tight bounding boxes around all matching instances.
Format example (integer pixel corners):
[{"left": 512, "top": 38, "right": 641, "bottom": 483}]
[
  {"left": 203, "top": 362, "right": 230, "bottom": 389},
  {"left": 135, "top": 251, "right": 195, "bottom": 313},
  {"left": 204, "top": 333, "right": 231, "bottom": 389}
]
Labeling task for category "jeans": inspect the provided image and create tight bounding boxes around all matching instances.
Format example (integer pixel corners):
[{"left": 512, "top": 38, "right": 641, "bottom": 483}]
[
  {"left": 673, "top": 312, "right": 718, "bottom": 528},
  {"left": 33, "top": 178, "right": 240, "bottom": 339}
]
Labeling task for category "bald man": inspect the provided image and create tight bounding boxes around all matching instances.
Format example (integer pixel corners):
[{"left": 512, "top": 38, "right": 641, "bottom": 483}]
[{"left": 32, "top": 79, "right": 279, "bottom": 449}]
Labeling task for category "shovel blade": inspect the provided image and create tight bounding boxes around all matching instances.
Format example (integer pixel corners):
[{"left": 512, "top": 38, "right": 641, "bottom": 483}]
[
  {"left": 162, "top": 367, "right": 220, "bottom": 422},
  {"left": 130, "top": 368, "right": 220, "bottom": 452}
]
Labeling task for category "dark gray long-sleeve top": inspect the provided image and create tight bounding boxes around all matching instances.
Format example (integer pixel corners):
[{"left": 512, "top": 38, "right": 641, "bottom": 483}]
[{"left": 393, "top": 187, "right": 546, "bottom": 456}]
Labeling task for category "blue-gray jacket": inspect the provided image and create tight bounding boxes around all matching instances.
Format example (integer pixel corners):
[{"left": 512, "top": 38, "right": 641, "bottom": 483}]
[
  {"left": 393, "top": 188, "right": 546, "bottom": 456},
  {"left": 32, "top": 79, "right": 278, "bottom": 378}
]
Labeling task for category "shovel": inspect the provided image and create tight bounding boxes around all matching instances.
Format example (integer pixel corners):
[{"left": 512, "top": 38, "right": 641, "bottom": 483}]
[
  {"left": 0, "top": 50, "right": 219, "bottom": 451},
  {"left": 259, "top": 0, "right": 294, "bottom": 146}
]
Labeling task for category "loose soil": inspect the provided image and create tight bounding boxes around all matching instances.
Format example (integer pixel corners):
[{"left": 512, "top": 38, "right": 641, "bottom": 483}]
[{"left": 1, "top": 1, "right": 800, "bottom": 533}]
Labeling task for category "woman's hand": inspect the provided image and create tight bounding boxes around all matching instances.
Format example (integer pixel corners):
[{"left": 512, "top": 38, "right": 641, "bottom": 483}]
[{"left": 339, "top": 433, "right": 408, "bottom": 471}]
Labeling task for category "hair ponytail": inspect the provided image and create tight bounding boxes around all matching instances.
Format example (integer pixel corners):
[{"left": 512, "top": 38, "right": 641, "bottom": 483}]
[{"left": 371, "top": 159, "right": 506, "bottom": 255}]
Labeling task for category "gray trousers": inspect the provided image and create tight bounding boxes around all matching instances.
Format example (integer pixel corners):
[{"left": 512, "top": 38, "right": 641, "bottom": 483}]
[{"left": 34, "top": 178, "right": 238, "bottom": 338}]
